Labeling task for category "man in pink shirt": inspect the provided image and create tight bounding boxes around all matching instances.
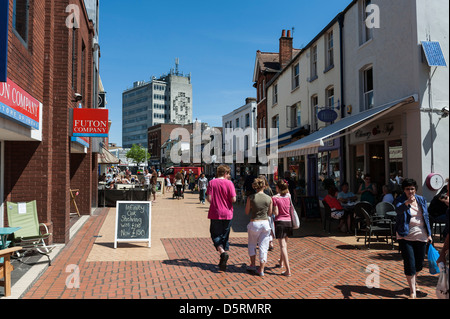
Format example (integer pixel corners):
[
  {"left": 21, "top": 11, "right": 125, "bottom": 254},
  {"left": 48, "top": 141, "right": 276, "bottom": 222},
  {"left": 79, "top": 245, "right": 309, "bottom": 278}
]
[{"left": 207, "top": 164, "right": 236, "bottom": 271}]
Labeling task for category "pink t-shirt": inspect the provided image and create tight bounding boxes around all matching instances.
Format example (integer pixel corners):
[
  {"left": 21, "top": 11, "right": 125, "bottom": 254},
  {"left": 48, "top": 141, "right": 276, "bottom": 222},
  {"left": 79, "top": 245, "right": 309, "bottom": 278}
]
[
  {"left": 272, "top": 194, "right": 292, "bottom": 221},
  {"left": 207, "top": 178, "right": 236, "bottom": 220}
]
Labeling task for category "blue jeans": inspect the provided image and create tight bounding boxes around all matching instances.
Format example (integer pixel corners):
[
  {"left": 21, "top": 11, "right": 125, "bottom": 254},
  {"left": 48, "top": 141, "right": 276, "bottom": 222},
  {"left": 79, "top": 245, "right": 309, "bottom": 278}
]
[
  {"left": 210, "top": 219, "right": 232, "bottom": 251},
  {"left": 398, "top": 239, "right": 427, "bottom": 276},
  {"left": 199, "top": 189, "right": 206, "bottom": 203}
]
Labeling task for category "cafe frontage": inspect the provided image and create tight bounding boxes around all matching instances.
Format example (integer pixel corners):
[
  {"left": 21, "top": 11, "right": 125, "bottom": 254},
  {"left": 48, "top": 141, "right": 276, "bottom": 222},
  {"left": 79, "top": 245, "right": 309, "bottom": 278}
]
[{"left": 277, "top": 95, "right": 448, "bottom": 201}]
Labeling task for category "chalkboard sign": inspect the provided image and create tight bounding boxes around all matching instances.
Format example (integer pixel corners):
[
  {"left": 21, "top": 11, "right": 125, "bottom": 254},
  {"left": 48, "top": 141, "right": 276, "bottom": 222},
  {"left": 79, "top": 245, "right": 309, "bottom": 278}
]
[
  {"left": 114, "top": 201, "right": 151, "bottom": 248},
  {"left": 301, "top": 196, "right": 321, "bottom": 219}
]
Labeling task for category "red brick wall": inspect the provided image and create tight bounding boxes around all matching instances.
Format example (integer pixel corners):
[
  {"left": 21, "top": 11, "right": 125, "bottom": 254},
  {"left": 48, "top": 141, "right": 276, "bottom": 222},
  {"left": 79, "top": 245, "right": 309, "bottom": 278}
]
[{"left": 3, "top": 0, "right": 97, "bottom": 244}]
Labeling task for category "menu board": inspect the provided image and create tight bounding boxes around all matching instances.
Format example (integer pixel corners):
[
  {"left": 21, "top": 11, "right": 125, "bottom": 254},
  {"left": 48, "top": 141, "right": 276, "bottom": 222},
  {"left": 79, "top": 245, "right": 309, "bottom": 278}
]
[{"left": 114, "top": 201, "right": 151, "bottom": 248}]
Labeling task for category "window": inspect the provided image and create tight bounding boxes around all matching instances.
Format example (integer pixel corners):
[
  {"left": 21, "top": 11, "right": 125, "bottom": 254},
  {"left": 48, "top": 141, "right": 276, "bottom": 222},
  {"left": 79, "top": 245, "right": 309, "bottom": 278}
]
[
  {"left": 326, "top": 87, "right": 334, "bottom": 108},
  {"left": 311, "top": 95, "right": 318, "bottom": 131},
  {"left": 362, "top": 67, "right": 374, "bottom": 110},
  {"left": 272, "top": 84, "right": 278, "bottom": 105},
  {"left": 272, "top": 115, "right": 279, "bottom": 130},
  {"left": 262, "top": 79, "right": 266, "bottom": 99},
  {"left": 13, "top": 0, "right": 29, "bottom": 44},
  {"left": 288, "top": 103, "right": 301, "bottom": 128},
  {"left": 236, "top": 118, "right": 240, "bottom": 128},
  {"left": 361, "top": 0, "right": 373, "bottom": 44},
  {"left": 245, "top": 113, "right": 250, "bottom": 127},
  {"left": 310, "top": 45, "right": 318, "bottom": 80},
  {"left": 326, "top": 31, "right": 334, "bottom": 69},
  {"left": 297, "top": 103, "right": 301, "bottom": 128},
  {"left": 292, "top": 63, "right": 300, "bottom": 90}
]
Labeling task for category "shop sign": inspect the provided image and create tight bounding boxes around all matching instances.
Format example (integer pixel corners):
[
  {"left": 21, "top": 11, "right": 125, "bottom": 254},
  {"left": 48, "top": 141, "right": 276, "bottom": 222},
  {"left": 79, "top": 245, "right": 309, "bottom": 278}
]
[
  {"left": 72, "top": 108, "right": 109, "bottom": 137},
  {"left": 0, "top": 77, "right": 40, "bottom": 129},
  {"left": 317, "top": 109, "right": 338, "bottom": 123},
  {"left": 71, "top": 136, "right": 90, "bottom": 148},
  {"left": 0, "top": 0, "right": 8, "bottom": 82},
  {"left": 353, "top": 122, "right": 395, "bottom": 141}
]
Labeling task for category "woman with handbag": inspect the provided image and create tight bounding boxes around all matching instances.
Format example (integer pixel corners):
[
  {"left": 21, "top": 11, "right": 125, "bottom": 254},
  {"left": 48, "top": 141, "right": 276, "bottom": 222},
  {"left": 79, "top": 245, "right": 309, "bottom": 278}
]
[
  {"left": 394, "top": 178, "right": 432, "bottom": 299},
  {"left": 245, "top": 178, "right": 273, "bottom": 276},
  {"left": 272, "top": 179, "right": 293, "bottom": 276}
]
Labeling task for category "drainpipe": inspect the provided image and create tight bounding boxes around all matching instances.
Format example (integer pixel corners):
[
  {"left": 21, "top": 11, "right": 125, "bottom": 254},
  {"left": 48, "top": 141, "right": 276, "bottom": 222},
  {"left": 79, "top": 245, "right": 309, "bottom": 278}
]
[{"left": 338, "top": 13, "right": 347, "bottom": 184}]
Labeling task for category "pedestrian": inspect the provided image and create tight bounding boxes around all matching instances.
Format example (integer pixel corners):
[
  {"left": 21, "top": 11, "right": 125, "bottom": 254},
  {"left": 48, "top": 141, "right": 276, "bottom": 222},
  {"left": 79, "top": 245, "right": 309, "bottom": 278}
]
[
  {"left": 206, "top": 164, "right": 236, "bottom": 271},
  {"left": 198, "top": 173, "right": 208, "bottom": 204},
  {"left": 272, "top": 179, "right": 293, "bottom": 276},
  {"left": 189, "top": 173, "right": 196, "bottom": 192},
  {"left": 174, "top": 172, "right": 184, "bottom": 200},
  {"left": 436, "top": 183, "right": 449, "bottom": 271},
  {"left": 245, "top": 178, "right": 273, "bottom": 276},
  {"left": 144, "top": 169, "right": 151, "bottom": 189},
  {"left": 165, "top": 175, "right": 172, "bottom": 193},
  {"left": 259, "top": 174, "right": 275, "bottom": 251},
  {"left": 150, "top": 173, "right": 157, "bottom": 203},
  {"left": 394, "top": 178, "right": 432, "bottom": 299}
]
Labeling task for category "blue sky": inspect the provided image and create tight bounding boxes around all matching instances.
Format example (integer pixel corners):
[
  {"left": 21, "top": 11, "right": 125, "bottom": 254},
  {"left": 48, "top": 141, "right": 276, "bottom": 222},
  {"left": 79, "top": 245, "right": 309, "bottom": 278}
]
[{"left": 99, "top": 0, "right": 353, "bottom": 145}]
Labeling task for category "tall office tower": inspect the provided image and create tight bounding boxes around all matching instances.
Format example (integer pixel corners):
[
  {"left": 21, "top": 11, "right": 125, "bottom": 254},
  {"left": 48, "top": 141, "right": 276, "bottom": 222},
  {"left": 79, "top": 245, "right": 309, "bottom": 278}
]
[{"left": 122, "top": 60, "right": 193, "bottom": 148}]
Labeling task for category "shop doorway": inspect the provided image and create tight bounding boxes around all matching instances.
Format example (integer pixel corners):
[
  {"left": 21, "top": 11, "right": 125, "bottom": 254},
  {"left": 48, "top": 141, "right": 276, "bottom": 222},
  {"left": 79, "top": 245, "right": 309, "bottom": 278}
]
[
  {"left": 368, "top": 141, "right": 386, "bottom": 188},
  {"left": 0, "top": 141, "right": 3, "bottom": 227}
]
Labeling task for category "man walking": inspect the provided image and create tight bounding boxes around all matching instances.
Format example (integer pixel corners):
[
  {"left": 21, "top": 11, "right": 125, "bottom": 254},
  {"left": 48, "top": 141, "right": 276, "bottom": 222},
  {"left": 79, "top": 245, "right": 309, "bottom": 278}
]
[
  {"left": 207, "top": 165, "right": 236, "bottom": 271},
  {"left": 198, "top": 173, "right": 208, "bottom": 204}
]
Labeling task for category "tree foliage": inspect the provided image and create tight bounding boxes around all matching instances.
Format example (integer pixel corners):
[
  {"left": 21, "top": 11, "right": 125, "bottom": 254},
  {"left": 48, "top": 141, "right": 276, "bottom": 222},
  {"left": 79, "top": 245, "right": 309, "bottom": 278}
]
[{"left": 126, "top": 144, "right": 151, "bottom": 166}]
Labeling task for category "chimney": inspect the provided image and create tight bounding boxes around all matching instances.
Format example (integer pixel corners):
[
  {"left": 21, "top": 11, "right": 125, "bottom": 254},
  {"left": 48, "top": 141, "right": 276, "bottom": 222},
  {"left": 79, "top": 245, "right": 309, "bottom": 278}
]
[{"left": 279, "top": 29, "right": 293, "bottom": 69}]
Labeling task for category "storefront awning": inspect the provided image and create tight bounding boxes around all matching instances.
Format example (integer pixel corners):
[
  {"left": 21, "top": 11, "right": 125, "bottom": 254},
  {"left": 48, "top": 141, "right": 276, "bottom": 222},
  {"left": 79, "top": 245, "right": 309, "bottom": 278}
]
[
  {"left": 98, "top": 147, "right": 120, "bottom": 164},
  {"left": 278, "top": 95, "right": 418, "bottom": 158}
]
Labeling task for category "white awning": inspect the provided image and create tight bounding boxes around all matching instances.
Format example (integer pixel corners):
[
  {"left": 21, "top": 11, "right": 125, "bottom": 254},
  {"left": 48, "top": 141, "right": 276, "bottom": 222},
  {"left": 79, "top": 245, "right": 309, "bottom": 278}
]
[
  {"left": 278, "top": 95, "right": 418, "bottom": 158},
  {"left": 98, "top": 147, "right": 120, "bottom": 164}
]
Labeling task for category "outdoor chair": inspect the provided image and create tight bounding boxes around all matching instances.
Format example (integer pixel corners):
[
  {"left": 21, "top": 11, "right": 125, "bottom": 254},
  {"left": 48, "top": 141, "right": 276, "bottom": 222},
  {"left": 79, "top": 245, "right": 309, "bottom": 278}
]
[
  {"left": 353, "top": 201, "right": 374, "bottom": 236},
  {"left": 1, "top": 246, "right": 22, "bottom": 297},
  {"left": 6, "top": 201, "right": 55, "bottom": 266},
  {"left": 374, "top": 202, "right": 396, "bottom": 227},
  {"left": 358, "top": 207, "right": 394, "bottom": 250},
  {"left": 322, "top": 200, "right": 341, "bottom": 234}
]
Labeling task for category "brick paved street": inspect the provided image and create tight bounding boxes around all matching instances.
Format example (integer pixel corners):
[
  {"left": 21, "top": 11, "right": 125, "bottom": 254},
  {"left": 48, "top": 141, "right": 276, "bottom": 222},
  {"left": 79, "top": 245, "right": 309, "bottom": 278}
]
[{"left": 20, "top": 191, "right": 442, "bottom": 300}]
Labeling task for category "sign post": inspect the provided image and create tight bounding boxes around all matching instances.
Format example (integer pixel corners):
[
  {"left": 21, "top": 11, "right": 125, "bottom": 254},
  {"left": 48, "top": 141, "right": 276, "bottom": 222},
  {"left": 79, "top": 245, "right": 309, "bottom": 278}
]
[{"left": 114, "top": 201, "right": 151, "bottom": 249}]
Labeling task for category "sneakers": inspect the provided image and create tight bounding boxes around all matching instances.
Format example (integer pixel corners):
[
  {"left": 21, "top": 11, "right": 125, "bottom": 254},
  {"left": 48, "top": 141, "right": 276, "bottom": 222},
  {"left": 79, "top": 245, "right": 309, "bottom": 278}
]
[{"left": 219, "top": 252, "right": 229, "bottom": 271}]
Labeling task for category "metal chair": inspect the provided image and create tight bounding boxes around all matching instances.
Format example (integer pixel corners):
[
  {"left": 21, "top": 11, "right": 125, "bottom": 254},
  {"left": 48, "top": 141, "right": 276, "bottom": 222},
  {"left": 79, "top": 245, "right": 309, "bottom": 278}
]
[
  {"left": 359, "top": 207, "right": 394, "bottom": 249},
  {"left": 322, "top": 200, "right": 341, "bottom": 234},
  {"left": 353, "top": 201, "right": 374, "bottom": 236},
  {"left": 374, "top": 202, "right": 396, "bottom": 226}
]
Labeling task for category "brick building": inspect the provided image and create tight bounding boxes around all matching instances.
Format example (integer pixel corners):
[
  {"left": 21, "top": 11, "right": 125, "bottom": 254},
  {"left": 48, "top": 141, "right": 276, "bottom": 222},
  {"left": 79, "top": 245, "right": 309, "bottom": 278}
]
[{"left": 0, "top": 0, "right": 101, "bottom": 244}]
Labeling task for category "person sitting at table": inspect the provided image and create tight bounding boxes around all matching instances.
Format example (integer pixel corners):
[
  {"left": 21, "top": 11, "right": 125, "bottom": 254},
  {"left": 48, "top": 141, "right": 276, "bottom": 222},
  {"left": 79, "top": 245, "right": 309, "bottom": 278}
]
[
  {"left": 337, "top": 182, "right": 357, "bottom": 204},
  {"left": 381, "top": 185, "right": 395, "bottom": 204},
  {"left": 325, "top": 186, "right": 352, "bottom": 233}
]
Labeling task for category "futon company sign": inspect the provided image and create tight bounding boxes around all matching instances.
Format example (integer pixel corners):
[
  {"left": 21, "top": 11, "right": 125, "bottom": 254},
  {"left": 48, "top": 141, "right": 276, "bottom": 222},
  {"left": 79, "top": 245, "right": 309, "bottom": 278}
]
[
  {"left": 72, "top": 108, "right": 109, "bottom": 137},
  {"left": 0, "top": 78, "right": 40, "bottom": 129}
]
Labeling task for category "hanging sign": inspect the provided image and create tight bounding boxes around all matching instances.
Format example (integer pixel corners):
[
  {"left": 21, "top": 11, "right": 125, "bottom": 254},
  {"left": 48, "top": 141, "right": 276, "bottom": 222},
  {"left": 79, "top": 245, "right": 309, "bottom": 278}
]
[
  {"left": 317, "top": 109, "right": 338, "bottom": 123},
  {"left": 72, "top": 108, "right": 109, "bottom": 137}
]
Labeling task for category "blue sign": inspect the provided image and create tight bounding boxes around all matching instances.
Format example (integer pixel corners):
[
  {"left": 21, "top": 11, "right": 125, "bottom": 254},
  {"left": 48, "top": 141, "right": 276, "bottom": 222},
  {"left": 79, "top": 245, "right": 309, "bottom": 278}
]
[
  {"left": 0, "top": 0, "right": 8, "bottom": 82},
  {"left": 317, "top": 109, "right": 338, "bottom": 123}
]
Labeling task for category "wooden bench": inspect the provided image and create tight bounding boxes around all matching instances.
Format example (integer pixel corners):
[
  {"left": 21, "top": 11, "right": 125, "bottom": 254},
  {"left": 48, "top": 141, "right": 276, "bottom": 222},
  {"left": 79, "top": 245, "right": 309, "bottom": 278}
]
[{"left": 0, "top": 247, "right": 22, "bottom": 297}]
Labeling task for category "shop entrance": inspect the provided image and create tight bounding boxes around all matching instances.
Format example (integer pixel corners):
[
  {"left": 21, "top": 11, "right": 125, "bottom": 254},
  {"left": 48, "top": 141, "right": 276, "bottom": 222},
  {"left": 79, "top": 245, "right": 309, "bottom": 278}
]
[
  {"left": 368, "top": 141, "right": 386, "bottom": 188},
  {"left": 0, "top": 141, "right": 3, "bottom": 227}
]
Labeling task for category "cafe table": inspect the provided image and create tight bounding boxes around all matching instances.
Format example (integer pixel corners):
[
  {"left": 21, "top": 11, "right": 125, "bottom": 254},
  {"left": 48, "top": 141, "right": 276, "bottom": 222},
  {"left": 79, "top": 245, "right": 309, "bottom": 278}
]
[
  {"left": 0, "top": 227, "right": 21, "bottom": 263},
  {"left": 0, "top": 227, "right": 21, "bottom": 250}
]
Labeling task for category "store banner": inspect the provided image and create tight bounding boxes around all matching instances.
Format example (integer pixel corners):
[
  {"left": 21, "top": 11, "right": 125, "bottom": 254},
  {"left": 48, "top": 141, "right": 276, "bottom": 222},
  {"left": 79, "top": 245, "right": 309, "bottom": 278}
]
[
  {"left": 0, "top": 0, "right": 8, "bottom": 82},
  {"left": 0, "top": 78, "right": 40, "bottom": 129},
  {"left": 72, "top": 108, "right": 109, "bottom": 137}
]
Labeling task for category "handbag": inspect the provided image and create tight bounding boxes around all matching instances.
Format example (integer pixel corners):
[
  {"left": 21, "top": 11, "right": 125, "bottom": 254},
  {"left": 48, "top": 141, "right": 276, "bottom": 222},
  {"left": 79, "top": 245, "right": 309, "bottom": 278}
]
[
  {"left": 428, "top": 244, "right": 440, "bottom": 275},
  {"left": 289, "top": 194, "right": 300, "bottom": 230},
  {"left": 436, "top": 262, "right": 449, "bottom": 299}
]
